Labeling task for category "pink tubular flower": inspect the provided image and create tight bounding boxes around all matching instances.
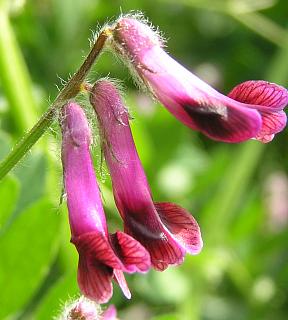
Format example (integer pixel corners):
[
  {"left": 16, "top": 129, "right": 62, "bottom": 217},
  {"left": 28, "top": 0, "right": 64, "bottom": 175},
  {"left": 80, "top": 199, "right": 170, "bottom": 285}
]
[
  {"left": 61, "top": 102, "right": 151, "bottom": 303},
  {"left": 111, "top": 16, "right": 288, "bottom": 143},
  {"left": 90, "top": 80, "right": 203, "bottom": 271}
]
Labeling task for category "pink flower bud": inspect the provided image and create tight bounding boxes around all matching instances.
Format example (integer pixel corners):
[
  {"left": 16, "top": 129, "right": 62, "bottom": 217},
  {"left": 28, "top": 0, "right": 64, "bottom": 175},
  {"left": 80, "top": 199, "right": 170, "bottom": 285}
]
[
  {"left": 60, "top": 296, "right": 101, "bottom": 320},
  {"left": 58, "top": 296, "right": 117, "bottom": 320}
]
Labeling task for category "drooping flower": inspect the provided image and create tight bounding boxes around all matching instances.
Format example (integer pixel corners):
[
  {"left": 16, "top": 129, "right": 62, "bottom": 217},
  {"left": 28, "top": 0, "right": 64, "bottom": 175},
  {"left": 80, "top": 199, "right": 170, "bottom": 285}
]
[
  {"left": 90, "top": 80, "right": 202, "bottom": 271},
  {"left": 61, "top": 102, "right": 151, "bottom": 303},
  {"left": 110, "top": 16, "right": 288, "bottom": 143}
]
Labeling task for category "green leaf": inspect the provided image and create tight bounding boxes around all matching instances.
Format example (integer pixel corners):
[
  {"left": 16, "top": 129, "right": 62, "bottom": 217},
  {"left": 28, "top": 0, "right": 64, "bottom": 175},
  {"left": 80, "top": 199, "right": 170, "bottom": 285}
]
[
  {"left": 34, "top": 271, "right": 79, "bottom": 320},
  {"left": 151, "top": 315, "right": 179, "bottom": 320},
  {"left": 0, "top": 174, "right": 19, "bottom": 230},
  {"left": 0, "top": 197, "right": 61, "bottom": 319},
  {"left": 14, "top": 151, "right": 47, "bottom": 215},
  {"left": 0, "top": 130, "right": 11, "bottom": 161}
]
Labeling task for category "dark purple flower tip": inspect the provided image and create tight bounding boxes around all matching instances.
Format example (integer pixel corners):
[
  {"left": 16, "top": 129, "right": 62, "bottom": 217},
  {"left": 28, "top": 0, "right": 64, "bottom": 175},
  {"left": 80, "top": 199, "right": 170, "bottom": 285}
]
[
  {"left": 228, "top": 80, "right": 288, "bottom": 142},
  {"left": 76, "top": 249, "right": 114, "bottom": 303},
  {"left": 181, "top": 98, "right": 262, "bottom": 143},
  {"left": 123, "top": 201, "right": 203, "bottom": 271},
  {"left": 154, "top": 202, "right": 203, "bottom": 255},
  {"left": 110, "top": 231, "right": 151, "bottom": 273},
  {"left": 72, "top": 229, "right": 150, "bottom": 302},
  {"left": 90, "top": 80, "right": 203, "bottom": 271}
]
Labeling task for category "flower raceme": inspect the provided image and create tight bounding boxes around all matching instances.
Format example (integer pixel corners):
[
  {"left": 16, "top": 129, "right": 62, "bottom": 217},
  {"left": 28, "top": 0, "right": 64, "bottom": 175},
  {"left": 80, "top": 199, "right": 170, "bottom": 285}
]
[
  {"left": 90, "top": 80, "right": 203, "bottom": 271},
  {"left": 110, "top": 16, "right": 288, "bottom": 143},
  {"left": 61, "top": 102, "right": 150, "bottom": 303}
]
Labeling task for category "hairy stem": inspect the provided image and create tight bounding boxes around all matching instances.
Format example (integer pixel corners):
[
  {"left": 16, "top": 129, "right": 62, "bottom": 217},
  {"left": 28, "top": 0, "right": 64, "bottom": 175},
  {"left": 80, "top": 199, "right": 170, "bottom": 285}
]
[{"left": 0, "top": 30, "right": 109, "bottom": 180}]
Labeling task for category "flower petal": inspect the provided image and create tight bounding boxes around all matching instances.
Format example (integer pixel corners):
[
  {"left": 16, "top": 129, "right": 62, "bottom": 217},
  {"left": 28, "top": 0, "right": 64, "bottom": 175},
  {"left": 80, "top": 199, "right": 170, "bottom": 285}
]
[
  {"left": 72, "top": 232, "right": 124, "bottom": 270},
  {"left": 77, "top": 254, "right": 113, "bottom": 304},
  {"left": 228, "top": 81, "right": 288, "bottom": 142},
  {"left": 62, "top": 102, "right": 108, "bottom": 237},
  {"left": 182, "top": 101, "right": 261, "bottom": 143},
  {"left": 124, "top": 214, "right": 185, "bottom": 271},
  {"left": 110, "top": 231, "right": 151, "bottom": 273},
  {"left": 154, "top": 202, "right": 203, "bottom": 255},
  {"left": 228, "top": 80, "right": 288, "bottom": 110},
  {"left": 113, "top": 269, "right": 131, "bottom": 299},
  {"left": 255, "top": 110, "right": 287, "bottom": 143}
]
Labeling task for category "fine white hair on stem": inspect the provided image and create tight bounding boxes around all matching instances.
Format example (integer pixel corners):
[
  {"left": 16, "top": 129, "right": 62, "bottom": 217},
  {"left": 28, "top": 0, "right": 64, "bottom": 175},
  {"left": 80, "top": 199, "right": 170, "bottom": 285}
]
[
  {"left": 114, "top": 10, "right": 167, "bottom": 47},
  {"left": 89, "top": 76, "right": 134, "bottom": 119},
  {"left": 106, "top": 12, "right": 167, "bottom": 95}
]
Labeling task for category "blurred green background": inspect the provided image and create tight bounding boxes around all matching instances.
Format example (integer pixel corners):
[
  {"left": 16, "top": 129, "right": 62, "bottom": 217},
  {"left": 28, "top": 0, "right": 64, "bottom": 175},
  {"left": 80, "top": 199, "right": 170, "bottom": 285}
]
[{"left": 0, "top": 0, "right": 288, "bottom": 319}]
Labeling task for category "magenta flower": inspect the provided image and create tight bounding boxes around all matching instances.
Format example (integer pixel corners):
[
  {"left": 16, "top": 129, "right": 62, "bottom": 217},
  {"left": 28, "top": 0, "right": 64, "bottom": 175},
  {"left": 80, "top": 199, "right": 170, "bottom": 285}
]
[
  {"left": 111, "top": 17, "right": 288, "bottom": 143},
  {"left": 90, "top": 80, "right": 202, "bottom": 271},
  {"left": 61, "top": 102, "right": 150, "bottom": 303}
]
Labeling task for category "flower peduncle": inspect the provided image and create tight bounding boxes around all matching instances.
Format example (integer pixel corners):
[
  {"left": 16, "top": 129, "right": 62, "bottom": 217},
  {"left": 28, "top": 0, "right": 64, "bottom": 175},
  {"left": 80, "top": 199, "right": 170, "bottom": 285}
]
[{"left": 0, "top": 28, "right": 111, "bottom": 180}]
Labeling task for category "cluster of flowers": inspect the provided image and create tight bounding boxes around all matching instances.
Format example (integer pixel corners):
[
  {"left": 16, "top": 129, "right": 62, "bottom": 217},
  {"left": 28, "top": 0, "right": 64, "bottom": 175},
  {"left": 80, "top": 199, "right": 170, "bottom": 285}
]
[{"left": 60, "top": 15, "right": 288, "bottom": 304}]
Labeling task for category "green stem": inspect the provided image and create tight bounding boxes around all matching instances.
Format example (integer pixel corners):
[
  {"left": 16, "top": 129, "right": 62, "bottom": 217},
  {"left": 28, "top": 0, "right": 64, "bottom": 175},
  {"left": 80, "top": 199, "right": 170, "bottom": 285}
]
[
  {"left": 231, "top": 12, "right": 288, "bottom": 48},
  {"left": 0, "top": 10, "right": 38, "bottom": 134},
  {"left": 0, "top": 30, "right": 109, "bottom": 179},
  {"left": 202, "top": 141, "right": 263, "bottom": 243}
]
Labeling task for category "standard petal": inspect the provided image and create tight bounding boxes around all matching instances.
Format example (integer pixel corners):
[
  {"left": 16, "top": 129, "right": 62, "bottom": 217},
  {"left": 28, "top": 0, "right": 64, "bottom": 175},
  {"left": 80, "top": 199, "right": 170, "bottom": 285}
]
[
  {"left": 155, "top": 202, "right": 203, "bottom": 255},
  {"left": 110, "top": 231, "right": 151, "bottom": 273},
  {"left": 228, "top": 80, "right": 288, "bottom": 142},
  {"left": 228, "top": 80, "right": 288, "bottom": 110},
  {"left": 77, "top": 254, "right": 113, "bottom": 304}
]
